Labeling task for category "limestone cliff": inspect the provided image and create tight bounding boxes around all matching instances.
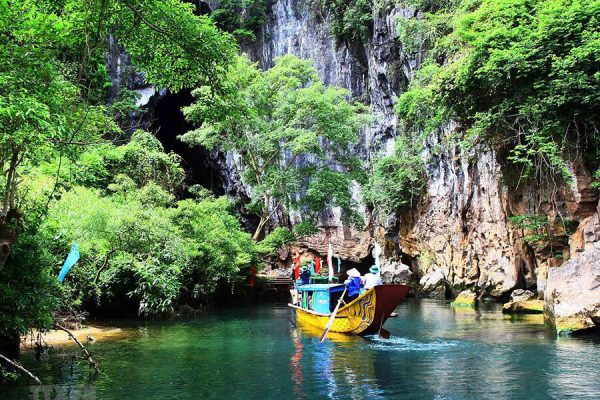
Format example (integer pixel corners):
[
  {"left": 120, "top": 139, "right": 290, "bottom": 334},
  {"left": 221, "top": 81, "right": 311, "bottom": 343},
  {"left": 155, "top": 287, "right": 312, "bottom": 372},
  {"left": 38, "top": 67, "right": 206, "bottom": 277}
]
[
  {"left": 242, "top": 0, "right": 599, "bottom": 298},
  {"left": 110, "top": 0, "right": 599, "bottom": 299}
]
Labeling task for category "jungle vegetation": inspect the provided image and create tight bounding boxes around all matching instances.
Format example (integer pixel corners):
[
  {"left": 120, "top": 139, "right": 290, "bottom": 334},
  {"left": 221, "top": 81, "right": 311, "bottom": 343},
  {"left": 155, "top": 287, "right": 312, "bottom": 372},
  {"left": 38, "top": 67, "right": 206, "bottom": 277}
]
[
  {"left": 181, "top": 55, "right": 371, "bottom": 240},
  {"left": 0, "top": 0, "right": 243, "bottom": 358},
  {"left": 0, "top": 0, "right": 370, "bottom": 366},
  {"left": 1, "top": 0, "right": 600, "bottom": 383}
]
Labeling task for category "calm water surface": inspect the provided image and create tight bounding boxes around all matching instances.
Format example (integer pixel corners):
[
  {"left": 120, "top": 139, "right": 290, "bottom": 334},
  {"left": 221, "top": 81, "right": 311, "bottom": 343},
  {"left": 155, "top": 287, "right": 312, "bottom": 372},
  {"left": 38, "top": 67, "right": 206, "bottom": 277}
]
[{"left": 2, "top": 299, "right": 600, "bottom": 399}]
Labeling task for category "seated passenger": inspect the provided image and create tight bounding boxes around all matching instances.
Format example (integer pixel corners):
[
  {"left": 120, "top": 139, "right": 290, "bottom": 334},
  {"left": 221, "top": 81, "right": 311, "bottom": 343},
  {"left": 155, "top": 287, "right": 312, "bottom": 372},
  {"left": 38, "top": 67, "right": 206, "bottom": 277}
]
[
  {"left": 363, "top": 265, "right": 383, "bottom": 290},
  {"left": 344, "top": 268, "right": 362, "bottom": 303},
  {"left": 300, "top": 266, "right": 311, "bottom": 285}
]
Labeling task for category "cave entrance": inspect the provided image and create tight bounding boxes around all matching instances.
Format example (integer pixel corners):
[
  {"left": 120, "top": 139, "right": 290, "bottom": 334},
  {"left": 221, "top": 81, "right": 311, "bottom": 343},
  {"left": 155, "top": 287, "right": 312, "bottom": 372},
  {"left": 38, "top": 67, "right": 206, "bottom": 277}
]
[
  {"left": 342, "top": 253, "right": 376, "bottom": 277},
  {"left": 150, "top": 90, "right": 225, "bottom": 197}
]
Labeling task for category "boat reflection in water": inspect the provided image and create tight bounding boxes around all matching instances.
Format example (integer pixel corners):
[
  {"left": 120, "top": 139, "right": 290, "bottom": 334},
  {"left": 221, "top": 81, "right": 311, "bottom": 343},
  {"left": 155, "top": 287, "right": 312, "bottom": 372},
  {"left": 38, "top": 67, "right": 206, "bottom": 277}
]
[{"left": 290, "top": 319, "right": 387, "bottom": 399}]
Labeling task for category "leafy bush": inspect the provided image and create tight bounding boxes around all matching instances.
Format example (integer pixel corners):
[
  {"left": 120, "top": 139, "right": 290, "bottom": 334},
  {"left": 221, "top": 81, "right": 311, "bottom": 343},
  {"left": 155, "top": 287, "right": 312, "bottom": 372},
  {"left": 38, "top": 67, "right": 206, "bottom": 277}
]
[
  {"left": 319, "top": 0, "right": 374, "bottom": 43},
  {"left": 592, "top": 169, "right": 600, "bottom": 189},
  {"left": 363, "top": 136, "right": 427, "bottom": 215},
  {"left": 211, "top": 0, "right": 269, "bottom": 42},
  {"left": 42, "top": 186, "right": 258, "bottom": 316},
  {"left": 72, "top": 131, "right": 185, "bottom": 193},
  {"left": 509, "top": 214, "right": 550, "bottom": 247}
]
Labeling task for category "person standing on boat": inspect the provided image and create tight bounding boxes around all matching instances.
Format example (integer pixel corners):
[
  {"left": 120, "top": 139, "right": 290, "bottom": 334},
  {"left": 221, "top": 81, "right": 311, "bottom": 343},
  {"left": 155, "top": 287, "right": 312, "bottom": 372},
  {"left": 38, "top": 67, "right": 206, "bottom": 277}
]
[
  {"left": 363, "top": 265, "right": 383, "bottom": 290},
  {"left": 344, "top": 268, "right": 362, "bottom": 303},
  {"left": 300, "top": 266, "right": 311, "bottom": 285}
]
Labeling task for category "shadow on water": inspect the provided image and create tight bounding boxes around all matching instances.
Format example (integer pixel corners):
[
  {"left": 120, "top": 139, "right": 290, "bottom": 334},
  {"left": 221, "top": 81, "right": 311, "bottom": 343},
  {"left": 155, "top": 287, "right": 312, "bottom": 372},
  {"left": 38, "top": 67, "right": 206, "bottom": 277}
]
[{"left": 2, "top": 300, "right": 600, "bottom": 400}]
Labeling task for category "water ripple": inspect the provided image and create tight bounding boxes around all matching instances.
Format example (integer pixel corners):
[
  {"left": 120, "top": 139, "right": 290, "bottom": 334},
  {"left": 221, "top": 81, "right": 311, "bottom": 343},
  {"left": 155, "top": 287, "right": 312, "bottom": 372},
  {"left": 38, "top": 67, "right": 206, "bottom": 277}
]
[{"left": 366, "top": 335, "right": 463, "bottom": 352}]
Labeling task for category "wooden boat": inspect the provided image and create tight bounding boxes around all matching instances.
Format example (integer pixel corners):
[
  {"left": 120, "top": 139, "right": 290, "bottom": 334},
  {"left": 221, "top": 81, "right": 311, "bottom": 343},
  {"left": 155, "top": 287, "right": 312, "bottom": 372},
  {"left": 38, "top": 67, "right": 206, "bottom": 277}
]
[{"left": 289, "top": 284, "right": 411, "bottom": 335}]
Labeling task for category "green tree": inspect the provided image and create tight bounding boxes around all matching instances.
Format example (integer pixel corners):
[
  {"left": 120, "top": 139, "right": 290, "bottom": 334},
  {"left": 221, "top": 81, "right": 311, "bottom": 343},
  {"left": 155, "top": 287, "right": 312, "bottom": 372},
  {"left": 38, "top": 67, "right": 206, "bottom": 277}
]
[
  {"left": 364, "top": 136, "right": 427, "bottom": 215},
  {"left": 181, "top": 55, "right": 371, "bottom": 240},
  {"left": 0, "top": 0, "right": 236, "bottom": 253},
  {"left": 0, "top": 0, "right": 237, "bottom": 359},
  {"left": 396, "top": 0, "right": 600, "bottom": 185},
  {"left": 211, "top": 0, "right": 269, "bottom": 42},
  {"left": 41, "top": 184, "right": 258, "bottom": 316},
  {"left": 319, "top": 0, "right": 374, "bottom": 43}
]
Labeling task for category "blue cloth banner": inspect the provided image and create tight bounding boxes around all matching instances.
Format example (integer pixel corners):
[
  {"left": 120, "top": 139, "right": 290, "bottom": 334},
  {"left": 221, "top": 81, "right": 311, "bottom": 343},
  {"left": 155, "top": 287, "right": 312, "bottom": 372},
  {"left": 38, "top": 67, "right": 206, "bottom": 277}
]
[
  {"left": 310, "top": 260, "right": 315, "bottom": 275},
  {"left": 337, "top": 256, "right": 341, "bottom": 273},
  {"left": 58, "top": 241, "right": 80, "bottom": 283}
]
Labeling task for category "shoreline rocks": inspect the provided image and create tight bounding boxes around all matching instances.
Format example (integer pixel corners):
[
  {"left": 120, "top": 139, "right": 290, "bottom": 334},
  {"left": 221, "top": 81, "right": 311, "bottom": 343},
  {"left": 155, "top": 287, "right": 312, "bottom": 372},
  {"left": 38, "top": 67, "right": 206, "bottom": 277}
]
[
  {"left": 503, "top": 289, "right": 544, "bottom": 314},
  {"left": 544, "top": 241, "right": 600, "bottom": 335},
  {"left": 451, "top": 290, "right": 477, "bottom": 307},
  {"left": 419, "top": 266, "right": 448, "bottom": 299}
]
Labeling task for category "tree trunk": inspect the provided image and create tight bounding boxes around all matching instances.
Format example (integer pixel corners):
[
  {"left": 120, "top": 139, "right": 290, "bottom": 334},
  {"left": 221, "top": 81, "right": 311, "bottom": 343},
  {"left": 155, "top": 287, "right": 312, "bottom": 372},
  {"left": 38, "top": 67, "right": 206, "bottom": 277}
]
[
  {"left": 252, "top": 216, "right": 268, "bottom": 241},
  {"left": 252, "top": 195, "right": 272, "bottom": 241}
]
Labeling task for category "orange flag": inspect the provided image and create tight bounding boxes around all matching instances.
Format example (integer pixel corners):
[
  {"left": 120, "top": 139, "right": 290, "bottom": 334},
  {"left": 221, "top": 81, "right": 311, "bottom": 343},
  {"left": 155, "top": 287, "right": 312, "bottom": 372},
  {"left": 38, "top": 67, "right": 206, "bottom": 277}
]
[
  {"left": 249, "top": 264, "right": 255, "bottom": 287},
  {"left": 294, "top": 254, "right": 301, "bottom": 280}
]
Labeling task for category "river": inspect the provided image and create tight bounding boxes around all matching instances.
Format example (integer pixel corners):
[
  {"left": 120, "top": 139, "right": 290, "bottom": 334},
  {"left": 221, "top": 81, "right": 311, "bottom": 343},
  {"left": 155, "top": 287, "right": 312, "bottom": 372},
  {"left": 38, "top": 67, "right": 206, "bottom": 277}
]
[{"left": 2, "top": 299, "right": 600, "bottom": 399}]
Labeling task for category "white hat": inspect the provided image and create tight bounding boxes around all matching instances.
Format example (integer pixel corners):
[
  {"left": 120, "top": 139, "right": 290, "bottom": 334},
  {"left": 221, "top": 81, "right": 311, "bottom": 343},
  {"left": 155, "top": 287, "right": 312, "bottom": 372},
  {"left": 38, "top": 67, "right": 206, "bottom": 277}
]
[{"left": 346, "top": 268, "right": 360, "bottom": 277}]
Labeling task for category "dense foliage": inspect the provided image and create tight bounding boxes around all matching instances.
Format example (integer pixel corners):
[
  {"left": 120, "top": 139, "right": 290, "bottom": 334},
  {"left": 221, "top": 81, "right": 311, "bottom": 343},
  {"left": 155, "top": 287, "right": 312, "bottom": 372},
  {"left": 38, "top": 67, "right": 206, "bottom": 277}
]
[
  {"left": 0, "top": 0, "right": 238, "bottom": 357},
  {"left": 182, "top": 55, "right": 371, "bottom": 239},
  {"left": 43, "top": 186, "right": 257, "bottom": 316},
  {"left": 363, "top": 136, "right": 427, "bottom": 215},
  {"left": 0, "top": 0, "right": 236, "bottom": 221},
  {"left": 396, "top": 0, "right": 600, "bottom": 185},
  {"left": 318, "top": 0, "right": 374, "bottom": 42},
  {"left": 211, "top": 0, "right": 269, "bottom": 42}
]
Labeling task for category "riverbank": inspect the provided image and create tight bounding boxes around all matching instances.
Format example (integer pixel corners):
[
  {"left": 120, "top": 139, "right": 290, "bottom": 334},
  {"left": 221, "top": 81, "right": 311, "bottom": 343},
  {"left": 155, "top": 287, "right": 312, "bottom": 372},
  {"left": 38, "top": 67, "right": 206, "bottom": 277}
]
[{"left": 21, "top": 325, "right": 133, "bottom": 348}]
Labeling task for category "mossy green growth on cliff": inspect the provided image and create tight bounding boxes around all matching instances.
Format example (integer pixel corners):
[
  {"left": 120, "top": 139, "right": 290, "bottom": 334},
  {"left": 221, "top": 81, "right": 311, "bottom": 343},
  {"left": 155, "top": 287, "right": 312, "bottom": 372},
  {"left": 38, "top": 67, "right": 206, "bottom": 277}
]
[
  {"left": 396, "top": 0, "right": 600, "bottom": 185},
  {"left": 552, "top": 318, "right": 593, "bottom": 336},
  {"left": 211, "top": 0, "right": 269, "bottom": 42},
  {"left": 363, "top": 136, "right": 427, "bottom": 215},
  {"left": 317, "top": 0, "right": 374, "bottom": 42}
]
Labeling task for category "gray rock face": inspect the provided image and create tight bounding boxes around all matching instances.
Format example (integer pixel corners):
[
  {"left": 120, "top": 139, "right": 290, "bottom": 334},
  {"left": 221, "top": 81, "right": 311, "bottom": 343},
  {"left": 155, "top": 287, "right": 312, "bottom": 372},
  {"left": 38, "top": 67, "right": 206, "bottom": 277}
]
[
  {"left": 381, "top": 260, "right": 412, "bottom": 284},
  {"left": 510, "top": 289, "right": 536, "bottom": 303},
  {"left": 544, "top": 241, "right": 600, "bottom": 334},
  {"left": 399, "top": 146, "right": 531, "bottom": 297},
  {"left": 419, "top": 266, "right": 445, "bottom": 291}
]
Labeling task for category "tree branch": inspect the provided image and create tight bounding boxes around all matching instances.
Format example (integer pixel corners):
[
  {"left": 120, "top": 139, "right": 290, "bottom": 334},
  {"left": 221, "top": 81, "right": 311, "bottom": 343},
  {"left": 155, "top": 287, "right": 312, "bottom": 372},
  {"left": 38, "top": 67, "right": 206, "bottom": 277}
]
[
  {"left": 53, "top": 324, "right": 100, "bottom": 374},
  {"left": 0, "top": 353, "right": 42, "bottom": 385}
]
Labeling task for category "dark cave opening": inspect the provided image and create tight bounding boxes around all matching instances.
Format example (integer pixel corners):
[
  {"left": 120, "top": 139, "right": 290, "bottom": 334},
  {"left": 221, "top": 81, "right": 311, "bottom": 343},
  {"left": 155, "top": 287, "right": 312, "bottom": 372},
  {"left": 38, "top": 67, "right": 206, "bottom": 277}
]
[
  {"left": 150, "top": 90, "right": 225, "bottom": 197},
  {"left": 343, "top": 253, "right": 376, "bottom": 277}
]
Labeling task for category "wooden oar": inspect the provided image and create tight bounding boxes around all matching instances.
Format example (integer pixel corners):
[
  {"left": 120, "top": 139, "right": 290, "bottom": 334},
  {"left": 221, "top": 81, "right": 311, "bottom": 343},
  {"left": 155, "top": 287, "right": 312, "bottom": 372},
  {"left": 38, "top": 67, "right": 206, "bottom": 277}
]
[
  {"left": 379, "top": 327, "right": 391, "bottom": 339},
  {"left": 320, "top": 287, "right": 347, "bottom": 343},
  {"left": 378, "top": 311, "right": 391, "bottom": 339}
]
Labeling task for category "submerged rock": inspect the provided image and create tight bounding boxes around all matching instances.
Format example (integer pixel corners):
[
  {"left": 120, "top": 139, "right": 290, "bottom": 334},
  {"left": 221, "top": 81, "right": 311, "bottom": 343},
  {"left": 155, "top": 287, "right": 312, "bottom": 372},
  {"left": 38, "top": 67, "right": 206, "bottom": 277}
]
[
  {"left": 451, "top": 290, "right": 477, "bottom": 307},
  {"left": 544, "top": 241, "right": 600, "bottom": 334},
  {"left": 503, "top": 289, "right": 543, "bottom": 313},
  {"left": 503, "top": 300, "right": 544, "bottom": 314}
]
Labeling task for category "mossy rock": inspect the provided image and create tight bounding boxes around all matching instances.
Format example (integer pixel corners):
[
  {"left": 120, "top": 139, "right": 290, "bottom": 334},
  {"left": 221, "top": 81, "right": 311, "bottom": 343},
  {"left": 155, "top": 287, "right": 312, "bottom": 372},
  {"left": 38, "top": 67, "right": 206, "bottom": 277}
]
[
  {"left": 502, "top": 299, "right": 544, "bottom": 314},
  {"left": 451, "top": 290, "right": 476, "bottom": 307}
]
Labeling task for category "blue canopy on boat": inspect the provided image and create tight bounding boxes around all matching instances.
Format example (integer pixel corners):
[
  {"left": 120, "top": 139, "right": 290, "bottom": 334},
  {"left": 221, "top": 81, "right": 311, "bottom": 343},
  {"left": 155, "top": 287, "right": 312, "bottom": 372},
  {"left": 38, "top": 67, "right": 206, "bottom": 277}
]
[{"left": 296, "top": 283, "right": 345, "bottom": 292}]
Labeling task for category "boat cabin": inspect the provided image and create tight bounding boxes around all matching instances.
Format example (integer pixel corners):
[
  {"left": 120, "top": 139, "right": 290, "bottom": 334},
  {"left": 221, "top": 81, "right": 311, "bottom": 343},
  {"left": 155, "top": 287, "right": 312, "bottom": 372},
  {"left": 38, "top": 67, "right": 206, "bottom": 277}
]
[{"left": 296, "top": 284, "right": 345, "bottom": 314}]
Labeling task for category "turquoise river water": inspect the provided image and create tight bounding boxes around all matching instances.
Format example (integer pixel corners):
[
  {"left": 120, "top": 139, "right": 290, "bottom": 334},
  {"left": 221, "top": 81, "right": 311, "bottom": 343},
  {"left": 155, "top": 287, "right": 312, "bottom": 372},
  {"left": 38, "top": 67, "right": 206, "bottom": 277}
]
[{"left": 2, "top": 299, "right": 600, "bottom": 399}]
